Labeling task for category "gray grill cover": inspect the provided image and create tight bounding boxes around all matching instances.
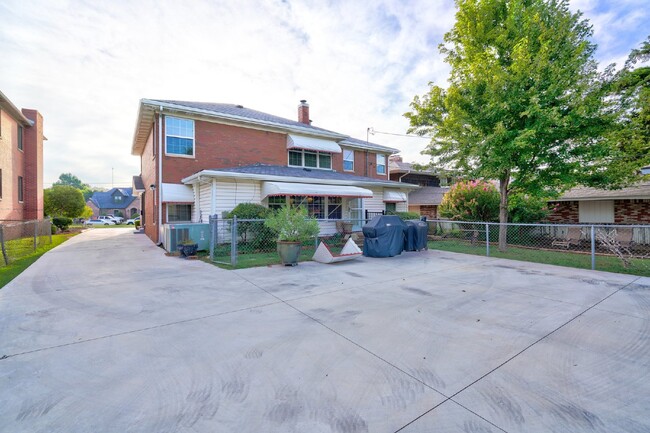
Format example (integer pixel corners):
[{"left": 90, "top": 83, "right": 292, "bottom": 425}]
[
  {"left": 404, "top": 220, "right": 429, "bottom": 251},
  {"left": 362, "top": 215, "right": 407, "bottom": 257}
]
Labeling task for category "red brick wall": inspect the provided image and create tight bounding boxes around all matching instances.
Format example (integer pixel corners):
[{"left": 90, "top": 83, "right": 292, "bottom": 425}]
[
  {"left": 335, "top": 147, "right": 389, "bottom": 179},
  {"left": 160, "top": 118, "right": 287, "bottom": 184},
  {"left": 547, "top": 201, "right": 578, "bottom": 223},
  {"left": 21, "top": 109, "right": 43, "bottom": 220},
  {"left": 140, "top": 125, "right": 157, "bottom": 242},
  {"left": 615, "top": 200, "right": 650, "bottom": 224}
]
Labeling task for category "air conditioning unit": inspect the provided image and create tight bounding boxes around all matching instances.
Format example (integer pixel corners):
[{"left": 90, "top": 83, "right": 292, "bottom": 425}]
[{"left": 163, "top": 223, "right": 210, "bottom": 252}]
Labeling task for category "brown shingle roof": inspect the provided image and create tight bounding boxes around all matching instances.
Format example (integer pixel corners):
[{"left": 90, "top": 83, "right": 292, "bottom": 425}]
[{"left": 553, "top": 182, "right": 650, "bottom": 201}]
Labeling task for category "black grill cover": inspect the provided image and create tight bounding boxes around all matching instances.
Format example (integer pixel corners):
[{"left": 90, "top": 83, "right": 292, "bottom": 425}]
[
  {"left": 404, "top": 220, "right": 429, "bottom": 251},
  {"left": 362, "top": 215, "right": 407, "bottom": 257}
]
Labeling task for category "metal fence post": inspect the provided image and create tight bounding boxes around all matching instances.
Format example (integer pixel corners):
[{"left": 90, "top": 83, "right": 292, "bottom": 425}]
[
  {"left": 209, "top": 216, "right": 215, "bottom": 261},
  {"left": 485, "top": 223, "right": 490, "bottom": 257},
  {"left": 33, "top": 221, "right": 38, "bottom": 251},
  {"left": 590, "top": 225, "right": 596, "bottom": 270},
  {"left": 0, "top": 225, "right": 8, "bottom": 266},
  {"left": 231, "top": 216, "right": 238, "bottom": 267},
  {"left": 48, "top": 219, "right": 52, "bottom": 244}
]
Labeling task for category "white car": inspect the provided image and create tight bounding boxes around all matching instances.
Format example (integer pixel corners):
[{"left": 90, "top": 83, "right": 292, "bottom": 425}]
[
  {"left": 86, "top": 219, "right": 115, "bottom": 226},
  {"left": 126, "top": 217, "right": 140, "bottom": 225},
  {"left": 99, "top": 216, "right": 119, "bottom": 224},
  {"left": 108, "top": 215, "right": 124, "bottom": 224}
]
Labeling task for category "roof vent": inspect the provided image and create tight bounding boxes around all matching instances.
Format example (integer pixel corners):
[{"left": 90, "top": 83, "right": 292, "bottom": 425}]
[{"left": 236, "top": 104, "right": 244, "bottom": 108}]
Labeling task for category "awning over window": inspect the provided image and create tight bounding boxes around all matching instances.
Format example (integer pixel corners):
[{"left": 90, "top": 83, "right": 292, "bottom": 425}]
[
  {"left": 262, "top": 182, "right": 372, "bottom": 198},
  {"left": 287, "top": 134, "right": 342, "bottom": 153},
  {"left": 383, "top": 189, "right": 407, "bottom": 202},
  {"left": 161, "top": 183, "right": 194, "bottom": 203}
]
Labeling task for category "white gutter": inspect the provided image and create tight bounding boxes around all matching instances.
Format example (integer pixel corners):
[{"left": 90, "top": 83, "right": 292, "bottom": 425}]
[
  {"left": 182, "top": 170, "right": 419, "bottom": 189},
  {"left": 141, "top": 99, "right": 347, "bottom": 140},
  {"left": 157, "top": 108, "right": 163, "bottom": 245}
]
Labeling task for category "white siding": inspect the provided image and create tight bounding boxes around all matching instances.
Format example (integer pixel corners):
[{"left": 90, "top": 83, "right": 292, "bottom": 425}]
[
  {"left": 364, "top": 187, "right": 385, "bottom": 213},
  {"left": 396, "top": 201, "right": 408, "bottom": 212},
  {"left": 215, "top": 179, "right": 262, "bottom": 217},
  {"left": 198, "top": 182, "right": 213, "bottom": 222},
  {"left": 579, "top": 200, "right": 614, "bottom": 223}
]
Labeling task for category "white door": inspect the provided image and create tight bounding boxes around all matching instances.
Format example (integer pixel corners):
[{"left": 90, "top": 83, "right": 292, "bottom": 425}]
[
  {"left": 578, "top": 200, "right": 614, "bottom": 223},
  {"left": 349, "top": 198, "right": 364, "bottom": 231}
]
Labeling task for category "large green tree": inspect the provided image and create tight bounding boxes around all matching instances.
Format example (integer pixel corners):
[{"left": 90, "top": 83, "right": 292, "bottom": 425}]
[
  {"left": 598, "top": 36, "right": 650, "bottom": 183},
  {"left": 405, "top": 0, "right": 616, "bottom": 251},
  {"left": 44, "top": 186, "right": 85, "bottom": 219},
  {"left": 52, "top": 173, "right": 98, "bottom": 201}
]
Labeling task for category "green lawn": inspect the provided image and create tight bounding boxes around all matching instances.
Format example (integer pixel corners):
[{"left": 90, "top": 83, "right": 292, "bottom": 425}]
[
  {"left": 0, "top": 233, "right": 77, "bottom": 289},
  {"left": 428, "top": 240, "right": 650, "bottom": 277}
]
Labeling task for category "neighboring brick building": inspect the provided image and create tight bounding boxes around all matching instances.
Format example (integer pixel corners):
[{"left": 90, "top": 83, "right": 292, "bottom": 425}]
[
  {"left": 388, "top": 155, "right": 451, "bottom": 219},
  {"left": 0, "top": 91, "right": 45, "bottom": 221},
  {"left": 131, "top": 99, "right": 416, "bottom": 247},
  {"left": 547, "top": 182, "right": 650, "bottom": 224}
]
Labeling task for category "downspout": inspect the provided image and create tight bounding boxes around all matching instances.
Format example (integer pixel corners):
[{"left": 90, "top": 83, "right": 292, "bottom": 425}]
[
  {"left": 398, "top": 170, "right": 410, "bottom": 183},
  {"left": 157, "top": 107, "right": 163, "bottom": 245}
]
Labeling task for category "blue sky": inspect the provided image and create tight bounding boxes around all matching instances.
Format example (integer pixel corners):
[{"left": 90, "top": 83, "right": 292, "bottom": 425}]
[{"left": 0, "top": 0, "right": 647, "bottom": 188}]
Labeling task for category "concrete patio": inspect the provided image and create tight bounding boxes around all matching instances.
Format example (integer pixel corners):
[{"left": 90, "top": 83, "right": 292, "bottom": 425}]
[{"left": 0, "top": 228, "right": 648, "bottom": 432}]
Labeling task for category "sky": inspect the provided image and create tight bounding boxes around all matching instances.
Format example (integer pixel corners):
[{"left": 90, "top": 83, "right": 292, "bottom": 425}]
[{"left": 0, "top": 0, "right": 647, "bottom": 188}]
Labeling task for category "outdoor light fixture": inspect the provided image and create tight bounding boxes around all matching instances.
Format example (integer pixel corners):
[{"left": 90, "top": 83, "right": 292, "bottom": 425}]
[{"left": 149, "top": 184, "right": 156, "bottom": 191}]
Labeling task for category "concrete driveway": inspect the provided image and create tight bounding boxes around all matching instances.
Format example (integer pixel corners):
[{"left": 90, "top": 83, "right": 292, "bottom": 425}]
[{"left": 0, "top": 228, "right": 648, "bottom": 432}]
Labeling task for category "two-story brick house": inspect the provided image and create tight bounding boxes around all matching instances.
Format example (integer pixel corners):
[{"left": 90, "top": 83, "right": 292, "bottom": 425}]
[
  {"left": 87, "top": 187, "right": 141, "bottom": 219},
  {"left": 0, "top": 90, "right": 45, "bottom": 221},
  {"left": 131, "top": 99, "right": 416, "bottom": 246}
]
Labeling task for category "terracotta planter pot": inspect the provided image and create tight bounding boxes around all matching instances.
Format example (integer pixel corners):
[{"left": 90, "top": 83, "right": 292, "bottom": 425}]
[{"left": 276, "top": 241, "right": 301, "bottom": 266}]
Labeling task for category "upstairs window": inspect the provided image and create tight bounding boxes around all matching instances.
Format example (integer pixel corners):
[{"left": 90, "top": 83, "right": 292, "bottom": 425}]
[
  {"left": 165, "top": 116, "right": 194, "bottom": 156},
  {"left": 114, "top": 194, "right": 123, "bottom": 203},
  {"left": 288, "top": 149, "right": 331, "bottom": 170},
  {"left": 18, "top": 126, "right": 23, "bottom": 151},
  {"left": 376, "top": 154, "right": 386, "bottom": 175},
  {"left": 343, "top": 149, "right": 354, "bottom": 171}
]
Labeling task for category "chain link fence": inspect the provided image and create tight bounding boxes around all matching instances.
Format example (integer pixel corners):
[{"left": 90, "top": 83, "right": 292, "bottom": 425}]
[
  {"left": 209, "top": 216, "right": 366, "bottom": 268},
  {"left": 0, "top": 219, "right": 52, "bottom": 266},
  {"left": 428, "top": 219, "right": 650, "bottom": 276}
]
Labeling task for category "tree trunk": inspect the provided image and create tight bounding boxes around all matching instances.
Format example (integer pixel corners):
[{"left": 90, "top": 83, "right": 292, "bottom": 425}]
[{"left": 498, "top": 174, "right": 510, "bottom": 252}]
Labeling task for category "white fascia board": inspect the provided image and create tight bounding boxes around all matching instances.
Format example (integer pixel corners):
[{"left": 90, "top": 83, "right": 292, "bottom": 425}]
[
  {"left": 140, "top": 99, "right": 347, "bottom": 140},
  {"left": 182, "top": 170, "right": 420, "bottom": 190}
]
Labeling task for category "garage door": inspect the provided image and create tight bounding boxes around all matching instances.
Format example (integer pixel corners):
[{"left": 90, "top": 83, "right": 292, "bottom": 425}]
[{"left": 579, "top": 200, "right": 614, "bottom": 223}]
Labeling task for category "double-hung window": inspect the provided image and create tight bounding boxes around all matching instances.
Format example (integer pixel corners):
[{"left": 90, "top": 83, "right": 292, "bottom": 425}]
[
  {"left": 18, "top": 126, "right": 23, "bottom": 151},
  {"left": 288, "top": 150, "right": 332, "bottom": 169},
  {"left": 167, "top": 204, "right": 192, "bottom": 222},
  {"left": 343, "top": 149, "right": 354, "bottom": 171},
  {"left": 17, "top": 176, "right": 23, "bottom": 202},
  {"left": 376, "top": 154, "right": 386, "bottom": 175},
  {"left": 165, "top": 116, "right": 195, "bottom": 156}
]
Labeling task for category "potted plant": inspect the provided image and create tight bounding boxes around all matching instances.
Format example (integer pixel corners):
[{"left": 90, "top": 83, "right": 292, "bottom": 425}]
[
  {"left": 177, "top": 239, "right": 198, "bottom": 257},
  {"left": 264, "top": 206, "right": 320, "bottom": 266}
]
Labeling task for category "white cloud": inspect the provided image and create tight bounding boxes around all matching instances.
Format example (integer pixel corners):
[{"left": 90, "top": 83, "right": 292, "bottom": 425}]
[{"left": 0, "top": 0, "right": 646, "bottom": 185}]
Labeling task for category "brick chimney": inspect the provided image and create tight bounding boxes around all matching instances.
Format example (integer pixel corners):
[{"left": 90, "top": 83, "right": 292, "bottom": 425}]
[{"left": 298, "top": 100, "right": 310, "bottom": 124}]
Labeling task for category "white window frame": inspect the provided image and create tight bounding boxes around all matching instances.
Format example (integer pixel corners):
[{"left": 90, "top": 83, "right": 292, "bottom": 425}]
[
  {"left": 167, "top": 203, "right": 193, "bottom": 223},
  {"left": 287, "top": 149, "right": 332, "bottom": 170},
  {"left": 343, "top": 149, "right": 354, "bottom": 172},
  {"left": 265, "top": 195, "right": 343, "bottom": 219},
  {"left": 165, "top": 116, "right": 195, "bottom": 158},
  {"left": 376, "top": 154, "right": 386, "bottom": 175}
]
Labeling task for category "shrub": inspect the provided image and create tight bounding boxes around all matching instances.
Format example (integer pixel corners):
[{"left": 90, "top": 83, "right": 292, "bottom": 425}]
[
  {"left": 386, "top": 210, "right": 421, "bottom": 220},
  {"left": 508, "top": 193, "right": 551, "bottom": 223},
  {"left": 439, "top": 180, "right": 500, "bottom": 222},
  {"left": 135, "top": 220, "right": 141, "bottom": 229},
  {"left": 52, "top": 217, "right": 72, "bottom": 231},
  {"left": 225, "top": 202, "right": 274, "bottom": 249}
]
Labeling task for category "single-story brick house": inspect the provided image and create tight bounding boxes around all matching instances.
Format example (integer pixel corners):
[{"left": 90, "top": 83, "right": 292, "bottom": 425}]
[{"left": 547, "top": 181, "right": 650, "bottom": 224}]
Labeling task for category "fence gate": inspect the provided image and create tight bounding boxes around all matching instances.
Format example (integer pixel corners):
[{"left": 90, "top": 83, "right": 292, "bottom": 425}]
[{"left": 209, "top": 216, "right": 237, "bottom": 266}]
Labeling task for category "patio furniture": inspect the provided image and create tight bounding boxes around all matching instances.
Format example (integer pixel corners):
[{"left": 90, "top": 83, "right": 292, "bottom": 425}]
[
  {"left": 552, "top": 226, "right": 582, "bottom": 249},
  {"left": 313, "top": 238, "right": 362, "bottom": 264}
]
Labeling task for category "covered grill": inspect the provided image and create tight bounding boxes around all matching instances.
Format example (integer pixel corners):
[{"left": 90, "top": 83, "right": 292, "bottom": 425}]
[
  {"left": 362, "top": 215, "right": 407, "bottom": 257},
  {"left": 404, "top": 220, "right": 429, "bottom": 251}
]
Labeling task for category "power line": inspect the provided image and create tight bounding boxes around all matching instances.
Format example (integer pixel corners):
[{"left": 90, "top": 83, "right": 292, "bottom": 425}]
[{"left": 369, "top": 127, "right": 434, "bottom": 139}]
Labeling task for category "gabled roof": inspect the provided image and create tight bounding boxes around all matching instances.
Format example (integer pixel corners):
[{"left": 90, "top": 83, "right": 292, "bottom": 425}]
[
  {"left": 88, "top": 188, "right": 136, "bottom": 209},
  {"left": 0, "top": 90, "right": 32, "bottom": 126},
  {"left": 553, "top": 181, "right": 650, "bottom": 201},
  {"left": 182, "top": 164, "right": 418, "bottom": 189},
  {"left": 131, "top": 99, "right": 399, "bottom": 155},
  {"left": 408, "top": 187, "right": 450, "bottom": 206}
]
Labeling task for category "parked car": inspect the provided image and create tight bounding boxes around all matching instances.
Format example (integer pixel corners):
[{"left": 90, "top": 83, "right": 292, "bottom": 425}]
[
  {"left": 99, "top": 216, "right": 119, "bottom": 224},
  {"left": 86, "top": 219, "right": 115, "bottom": 226},
  {"left": 126, "top": 216, "right": 140, "bottom": 225},
  {"left": 108, "top": 214, "right": 124, "bottom": 224}
]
